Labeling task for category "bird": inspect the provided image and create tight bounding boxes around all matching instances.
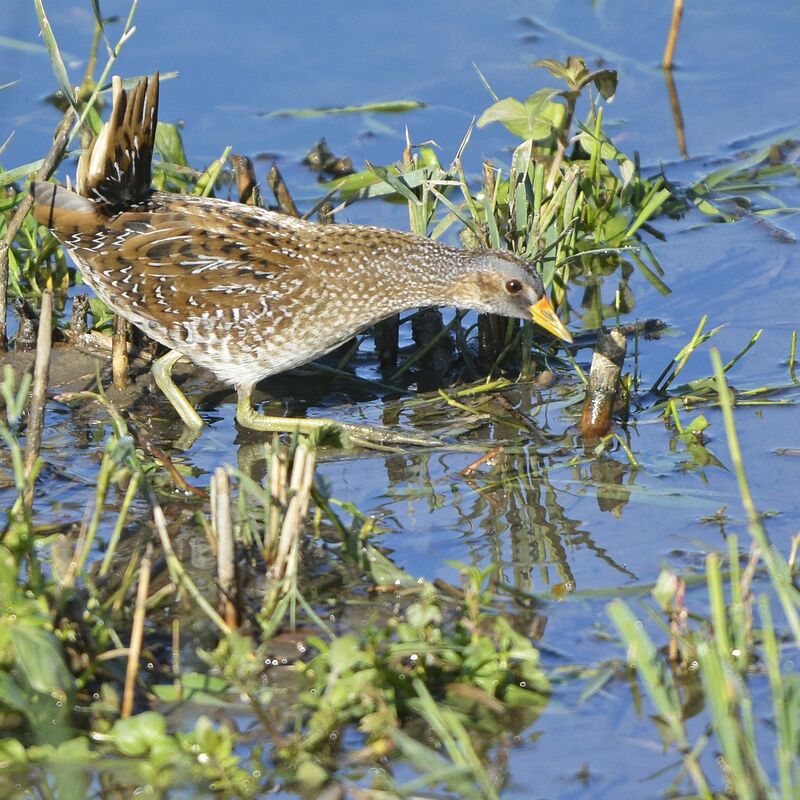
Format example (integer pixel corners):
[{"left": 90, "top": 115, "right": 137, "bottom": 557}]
[{"left": 31, "top": 74, "right": 572, "bottom": 446}]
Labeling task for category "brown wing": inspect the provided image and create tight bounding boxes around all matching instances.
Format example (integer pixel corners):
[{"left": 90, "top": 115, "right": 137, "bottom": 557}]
[{"left": 77, "top": 197, "right": 314, "bottom": 329}]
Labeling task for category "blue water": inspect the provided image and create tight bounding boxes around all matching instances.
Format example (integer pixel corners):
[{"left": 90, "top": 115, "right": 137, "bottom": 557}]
[{"left": 2, "top": 2, "right": 799, "bottom": 797}]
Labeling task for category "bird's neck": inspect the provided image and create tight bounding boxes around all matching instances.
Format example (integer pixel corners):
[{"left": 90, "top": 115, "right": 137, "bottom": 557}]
[{"left": 322, "top": 227, "right": 474, "bottom": 312}]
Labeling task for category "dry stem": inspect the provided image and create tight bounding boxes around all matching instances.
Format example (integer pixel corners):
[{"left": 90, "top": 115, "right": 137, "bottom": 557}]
[
  {"left": 121, "top": 542, "right": 153, "bottom": 718},
  {"left": 22, "top": 289, "right": 53, "bottom": 508}
]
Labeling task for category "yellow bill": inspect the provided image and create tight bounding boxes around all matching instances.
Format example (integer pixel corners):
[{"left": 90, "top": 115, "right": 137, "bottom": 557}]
[{"left": 530, "top": 296, "right": 573, "bottom": 343}]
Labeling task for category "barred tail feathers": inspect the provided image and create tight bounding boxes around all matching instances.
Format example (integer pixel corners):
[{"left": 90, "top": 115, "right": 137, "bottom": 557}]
[{"left": 76, "top": 73, "right": 159, "bottom": 207}]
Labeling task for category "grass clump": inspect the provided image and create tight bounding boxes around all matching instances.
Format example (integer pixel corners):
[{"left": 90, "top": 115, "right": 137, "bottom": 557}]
[
  {"left": 199, "top": 566, "right": 549, "bottom": 797},
  {"left": 608, "top": 352, "right": 800, "bottom": 799},
  {"left": 329, "top": 54, "right": 672, "bottom": 369},
  {"left": 0, "top": 370, "right": 549, "bottom": 797}
]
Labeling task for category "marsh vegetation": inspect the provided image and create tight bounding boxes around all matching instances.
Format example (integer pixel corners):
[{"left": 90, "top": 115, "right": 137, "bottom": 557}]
[{"left": 0, "top": 2, "right": 798, "bottom": 798}]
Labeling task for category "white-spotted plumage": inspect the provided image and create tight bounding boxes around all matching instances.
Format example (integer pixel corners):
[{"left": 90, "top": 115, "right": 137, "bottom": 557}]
[{"left": 31, "top": 73, "right": 571, "bottom": 413}]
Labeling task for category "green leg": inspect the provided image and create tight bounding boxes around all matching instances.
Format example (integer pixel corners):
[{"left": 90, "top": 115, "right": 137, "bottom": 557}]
[
  {"left": 152, "top": 350, "right": 203, "bottom": 430},
  {"left": 235, "top": 386, "right": 440, "bottom": 449}
]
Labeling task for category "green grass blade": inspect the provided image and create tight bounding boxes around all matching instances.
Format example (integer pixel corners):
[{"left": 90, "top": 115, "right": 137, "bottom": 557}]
[
  {"left": 607, "top": 600, "right": 688, "bottom": 748},
  {"left": 0, "top": 35, "right": 47, "bottom": 55},
  {"left": 365, "top": 160, "right": 420, "bottom": 206},
  {"left": 759, "top": 596, "right": 800, "bottom": 799},
  {"left": 34, "top": 0, "right": 78, "bottom": 112},
  {"left": 695, "top": 641, "right": 750, "bottom": 798},
  {"left": 626, "top": 185, "right": 671, "bottom": 238},
  {"left": 706, "top": 553, "right": 731, "bottom": 658},
  {"left": 712, "top": 348, "right": 800, "bottom": 647},
  {"left": 260, "top": 99, "right": 425, "bottom": 118}
]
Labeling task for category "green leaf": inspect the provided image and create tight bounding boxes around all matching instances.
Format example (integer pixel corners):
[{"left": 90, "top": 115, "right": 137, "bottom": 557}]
[
  {"left": 362, "top": 543, "right": 419, "bottom": 587},
  {"left": 504, "top": 683, "right": 549, "bottom": 708},
  {"left": 88, "top": 0, "right": 112, "bottom": 55},
  {"left": 629, "top": 251, "right": 671, "bottom": 296},
  {"left": 40, "top": 735, "right": 94, "bottom": 764},
  {"left": 0, "top": 671, "right": 31, "bottom": 716},
  {"left": 0, "top": 737, "right": 28, "bottom": 764},
  {"left": 327, "top": 169, "right": 381, "bottom": 194},
  {"left": 10, "top": 626, "right": 74, "bottom": 696},
  {"left": 693, "top": 196, "right": 737, "bottom": 221},
  {"left": 152, "top": 671, "right": 231, "bottom": 705},
  {"left": 416, "top": 146, "right": 441, "bottom": 169},
  {"left": 155, "top": 122, "right": 187, "bottom": 167},
  {"left": 0, "top": 159, "right": 47, "bottom": 188},
  {"left": 112, "top": 712, "right": 169, "bottom": 757},
  {"left": 592, "top": 69, "right": 618, "bottom": 101},
  {"left": 185, "top": 715, "right": 233, "bottom": 761},
  {"left": 365, "top": 161, "right": 420, "bottom": 205},
  {"left": 563, "top": 55, "right": 589, "bottom": 85},
  {"left": 87, "top": 297, "right": 114, "bottom": 330},
  {"left": 327, "top": 634, "right": 362, "bottom": 673},
  {"left": 578, "top": 129, "right": 621, "bottom": 163},
  {"left": 295, "top": 757, "right": 329, "bottom": 788},
  {"left": 328, "top": 166, "right": 431, "bottom": 201},
  {"left": 260, "top": 99, "right": 425, "bottom": 119},
  {"left": 534, "top": 58, "right": 572, "bottom": 82},
  {"left": 684, "top": 414, "right": 710, "bottom": 434},
  {"left": 0, "top": 545, "right": 18, "bottom": 606},
  {"left": 193, "top": 145, "right": 231, "bottom": 198},
  {"left": 618, "top": 157, "right": 635, "bottom": 186},
  {"left": 393, "top": 728, "right": 451, "bottom": 770},
  {"left": 626, "top": 186, "right": 671, "bottom": 238},
  {"left": 535, "top": 56, "right": 616, "bottom": 98},
  {"left": 477, "top": 89, "right": 562, "bottom": 140}
]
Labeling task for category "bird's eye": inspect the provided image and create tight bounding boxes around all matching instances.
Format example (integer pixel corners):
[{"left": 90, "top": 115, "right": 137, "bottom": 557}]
[{"left": 505, "top": 279, "right": 523, "bottom": 295}]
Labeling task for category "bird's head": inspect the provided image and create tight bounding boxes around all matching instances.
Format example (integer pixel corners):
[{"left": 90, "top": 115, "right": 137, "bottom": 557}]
[{"left": 447, "top": 249, "right": 572, "bottom": 343}]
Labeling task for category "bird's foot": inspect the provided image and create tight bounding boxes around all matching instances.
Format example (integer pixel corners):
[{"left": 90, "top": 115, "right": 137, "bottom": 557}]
[
  {"left": 236, "top": 390, "right": 440, "bottom": 451},
  {"left": 152, "top": 350, "right": 203, "bottom": 430}
]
